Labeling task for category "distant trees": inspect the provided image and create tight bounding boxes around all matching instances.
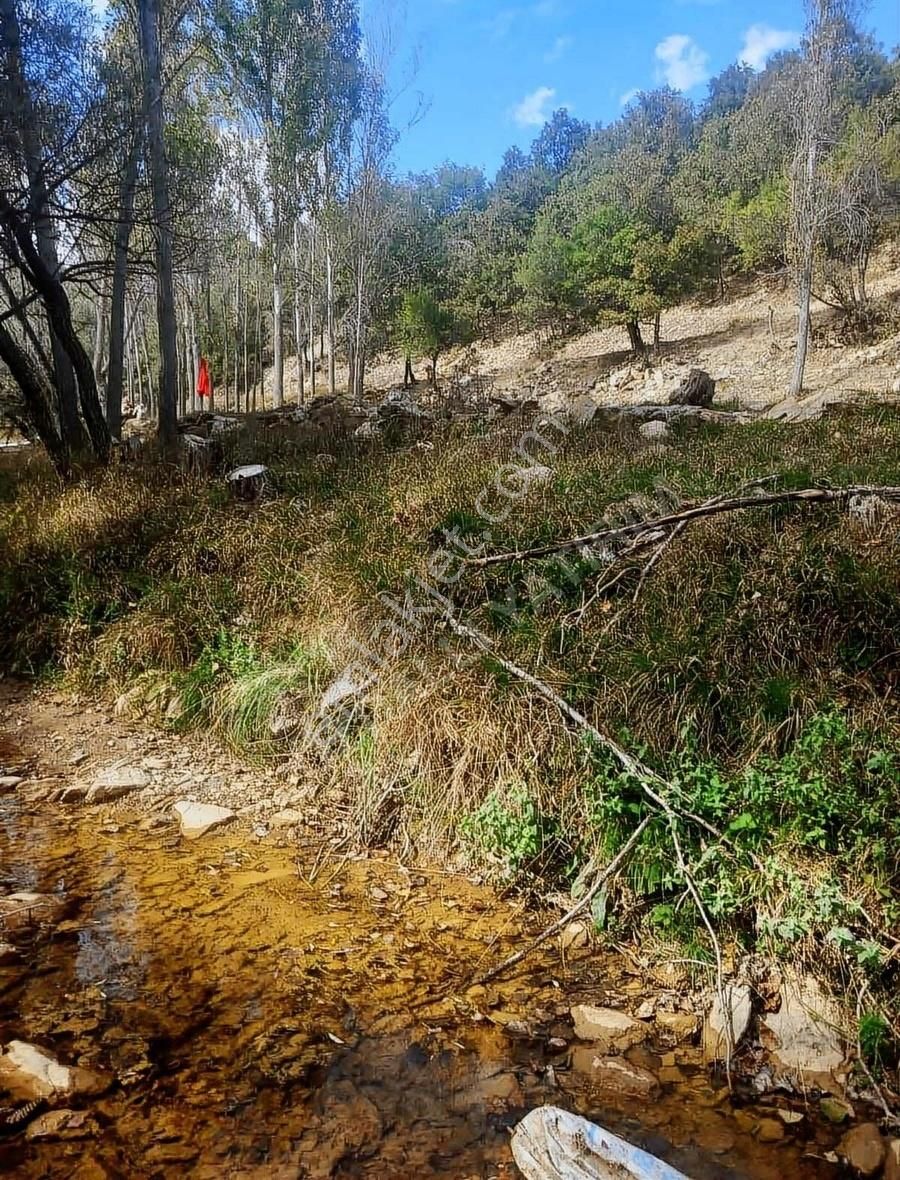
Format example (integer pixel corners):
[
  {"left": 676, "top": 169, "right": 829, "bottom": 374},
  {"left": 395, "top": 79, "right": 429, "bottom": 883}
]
[{"left": 0, "top": 0, "right": 898, "bottom": 472}]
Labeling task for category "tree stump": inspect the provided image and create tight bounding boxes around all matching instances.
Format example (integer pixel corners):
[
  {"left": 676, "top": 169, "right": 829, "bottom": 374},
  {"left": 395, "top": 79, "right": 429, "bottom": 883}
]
[
  {"left": 668, "top": 368, "right": 716, "bottom": 407},
  {"left": 226, "top": 463, "right": 268, "bottom": 502}
]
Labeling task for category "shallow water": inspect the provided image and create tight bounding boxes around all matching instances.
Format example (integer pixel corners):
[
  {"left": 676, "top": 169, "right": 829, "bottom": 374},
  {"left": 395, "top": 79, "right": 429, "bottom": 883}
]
[{"left": 0, "top": 749, "right": 840, "bottom": 1178}]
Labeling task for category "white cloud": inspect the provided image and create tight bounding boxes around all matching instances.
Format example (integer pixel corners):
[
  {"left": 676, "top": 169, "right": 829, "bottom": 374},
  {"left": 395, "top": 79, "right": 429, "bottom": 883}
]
[
  {"left": 739, "top": 23, "right": 800, "bottom": 70},
  {"left": 654, "top": 33, "right": 709, "bottom": 91},
  {"left": 619, "top": 88, "right": 640, "bottom": 107},
  {"left": 512, "top": 86, "right": 557, "bottom": 127},
  {"left": 545, "top": 34, "right": 573, "bottom": 62}
]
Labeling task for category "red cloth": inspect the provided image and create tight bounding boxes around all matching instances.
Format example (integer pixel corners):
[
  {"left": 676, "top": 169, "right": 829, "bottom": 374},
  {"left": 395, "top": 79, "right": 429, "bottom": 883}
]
[{"left": 197, "top": 356, "right": 212, "bottom": 399}]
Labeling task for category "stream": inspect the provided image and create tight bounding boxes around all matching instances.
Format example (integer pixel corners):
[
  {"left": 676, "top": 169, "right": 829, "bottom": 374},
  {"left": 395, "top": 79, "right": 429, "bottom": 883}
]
[{"left": 0, "top": 727, "right": 844, "bottom": 1178}]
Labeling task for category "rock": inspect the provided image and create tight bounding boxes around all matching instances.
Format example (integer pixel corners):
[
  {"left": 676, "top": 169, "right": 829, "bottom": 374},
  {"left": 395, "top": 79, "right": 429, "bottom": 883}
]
[
  {"left": 756, "top": 1118, "right": 785, "bottom": 1142},
  {"left": 68, "top": 749, "right": 88, "bottom": 766},
  {"left": 759, "top": 973, "right": 844, "bottom": 1080},
  {"left": 635, "top": 998, "right": 657, "bottom": 1020},
  {"left": 570, "top": 1005, "right": 646, "bottom": 1054},
  {"left": 0, "top": 892, "right": 66, "bottom": 933},
  {"left": 702, "top": 984, "right": 752, "bottom": 1060},
  {"left": 573, "top": 1051, "right": 660, "bottom": 1098},
  {"left": 777, "top": 1109, "right": 805, "bottom": 1125},
  {"left": 0, "top": 1041, "right": 105, "bottom": 1100},
  {"left": 225, "top": 463, "right": 269, "bottom": 502},
  {"left": 172, "top": 800, "right": 235, "bottom": 839},
  {"left": 0, "top": 942, "right": 20, "bottom": 964},
  {"left": 639, "top": 419, "right": 669, "bottom": 441},
  {"left": 0, "top": 775, "right": 23, "bottom": 791},
  {"left": 838, "top": 1123, "right": 886, "bottom": 1177},
  {"left": 59, "top": 784, "right": 88, "bottom": 804},
  {"left": 269, "top": 808, "right": 304, "bottom": 829},
  {"left": 354, "top": 420, "right": 379, "bottom": 439},
  {"left": 820, "top": 1096, "right": 854, "bottom": 1124},
  {"left": 26, "top": 1109, "right": 95, "bottom": 1141},
  {"left": 884, "top": 1139, "right": 900, "bottom": 1180},
  {"left": 655, "top": 1010, "right": 699, "bottom": 1043},
  {"left": 559, "top": 921, "right": 590, "bottom": 951},
  {"left": 669, "top": 368, "right": 715, "bottom": 407},
  {"left": 85, "top": 766, "right": 150, "bottom": 804}
]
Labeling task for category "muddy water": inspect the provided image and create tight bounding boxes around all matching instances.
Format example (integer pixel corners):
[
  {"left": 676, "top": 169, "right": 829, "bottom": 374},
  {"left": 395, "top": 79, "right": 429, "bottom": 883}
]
[{"left": 0, "top": 790, "right": 840, "bottom": 1178}]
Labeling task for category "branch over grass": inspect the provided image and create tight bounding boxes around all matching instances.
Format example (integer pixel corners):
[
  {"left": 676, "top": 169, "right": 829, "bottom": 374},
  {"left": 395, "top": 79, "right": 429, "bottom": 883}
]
[{"left": 463, "top": 485, "right": 900, "bottom": 570}]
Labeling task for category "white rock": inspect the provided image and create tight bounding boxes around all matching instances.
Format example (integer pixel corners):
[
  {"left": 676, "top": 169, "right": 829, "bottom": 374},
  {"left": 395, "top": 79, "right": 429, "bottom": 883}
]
[
  {"left": 0, "top": 776, "right": 23, "bottom": 791},
  {"left": 226, "top": 463, "right": 267, "bottom": 481},
  {"left": 269, "top": 808, "right": 304, "bottom": 829},
  {"left": 0, "top": 1041, "right": 71, "bottom": 1098},
  {"left": 570, "top": 1005, "right": 645, "bottom": 1053},
  {"left": 639, "top": 419, "right": 669, "bottom": 441},
  {"left": 86, "top": 766, "right": 150, "bottom": 804},
  {"left": 760, "top": 974, "right": 844, "bottom": 1078},
  {"left": 702, "top": 984, "right": 752, "bottom": 1060},
  {"left": 172, "top": 800, "right": 236, "bottom": 840}
]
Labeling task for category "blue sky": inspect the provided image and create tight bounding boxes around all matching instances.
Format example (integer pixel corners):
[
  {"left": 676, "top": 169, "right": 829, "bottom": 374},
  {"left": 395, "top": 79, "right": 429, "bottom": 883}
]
[{"left": 382, "top": 0, "right": 900, "bottom": 178}]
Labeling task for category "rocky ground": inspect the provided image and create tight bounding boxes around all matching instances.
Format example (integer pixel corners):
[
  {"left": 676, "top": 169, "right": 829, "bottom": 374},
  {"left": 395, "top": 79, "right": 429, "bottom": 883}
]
[{"left": 2, "top": 681, "right": 900, "bottom": 1176}]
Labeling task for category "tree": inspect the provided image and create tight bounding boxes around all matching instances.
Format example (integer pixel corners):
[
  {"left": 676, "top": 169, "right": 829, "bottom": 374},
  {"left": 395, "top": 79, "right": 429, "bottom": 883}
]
[
  {"left": 397, "top": 288, "right": 459, "bottom": 385},
  {"left": 138, "top": 0, "right": 178, "bottom": 447},
  {"left": 789, "top": 0, "right": 861, "bottom": 396}
]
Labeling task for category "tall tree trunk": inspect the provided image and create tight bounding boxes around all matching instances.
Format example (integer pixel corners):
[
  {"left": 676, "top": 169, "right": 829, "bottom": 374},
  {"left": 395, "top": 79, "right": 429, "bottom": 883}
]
[
  {"left": 0, "top": 193, "right": 111, "bottom": 461},
  {"left": 0, "top": 318, "right": 69, "bottom": 476},
  {"left": 106, "top": 139, "right": 139, "bottom": 439},
  {"left": 93, "top": 289, "right": 107, "bottom": 384},
  {"left": 272, "top": 244, "right": 283, "bottom": 407},
  {"left": 139, "top": 0, "right": 178, "bottom": 449},
  {"left": 292, "top": 220, "right": 304, "bottom": 404},
  {"left": 0, "top": 0, "right": 84, "bottom": 453},
  {"left": 789, "top": 137, "right": 818, "bottom": 398},
  {"left": 308, "top": 222, "right": 316, "bottom": 400},
  {"left": 326, "top": 241, "right": 335, "bottom": 396}
]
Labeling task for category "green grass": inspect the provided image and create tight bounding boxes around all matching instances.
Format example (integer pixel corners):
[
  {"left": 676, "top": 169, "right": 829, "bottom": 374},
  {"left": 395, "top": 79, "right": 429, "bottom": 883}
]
[{"left": 1, "top": 407, "right": 899, "bottom": 1011}]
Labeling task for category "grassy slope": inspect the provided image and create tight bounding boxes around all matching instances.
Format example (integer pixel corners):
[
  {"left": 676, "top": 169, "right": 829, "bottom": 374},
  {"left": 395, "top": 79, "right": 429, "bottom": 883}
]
[{"left": 1, "top": 408, "right": 899, "bottom": 1029}]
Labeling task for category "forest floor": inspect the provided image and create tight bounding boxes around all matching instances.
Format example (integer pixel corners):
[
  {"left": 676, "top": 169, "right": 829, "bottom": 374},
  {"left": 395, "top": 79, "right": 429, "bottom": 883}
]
[{"left": 258, "top": 249, "right": 900, "bottom": 416}]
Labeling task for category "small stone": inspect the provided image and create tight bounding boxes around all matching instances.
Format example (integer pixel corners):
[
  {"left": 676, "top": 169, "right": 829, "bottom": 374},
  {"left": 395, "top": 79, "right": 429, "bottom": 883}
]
[
  {"left": 559, "top": 921, "right": 589, "bottom": 951},
  {"left": 0, "top": 942, "right": 19, "bottom": 964},
  {"left": 839, "top": 1123, "right": 886, "bottom": 1177},
  {"left": 635, "top": 998, "right": 656, "bottom": 1020},
  {"left": 142, "top": 757, "right": 168, "bottom": 771},
  {"left": 370, "top": 887, "right": 389, "bottom": 902},
  {"left": 0, "top": 1041, "right": 104, "bottom": 1100},
  {"left": 570, "top": 1005, "right": 645, "bottom": 1053},
  {"left": 68, "top": 749, "right": 87, "bottom": 766},
  {"left": 820, "top": 1096, "right": 854, "bottom": 1124},
  {"left": 574, "top": 1052, "right": 660, "bottom": 1098},
  {"left": 777, "top": 1109, "right": 805, "bottom": 1125},
  {"left": 26, "top": 1109, "right": 94, "bottom": 1141},
  {"left": 0, "top": 775, "right": 23, "bottom": 791},
  {"left": 269, "top": 808, "right": 304, "bottom": 829},
  {"left": 655, "top": 1010, "right": 699, "bottom": 1042},
  {"left": 756, "top": 1118, "right": 785, "bottom": 1142},
  {"left": 172, "top": 800, "right": 236, "bottom": 840}
]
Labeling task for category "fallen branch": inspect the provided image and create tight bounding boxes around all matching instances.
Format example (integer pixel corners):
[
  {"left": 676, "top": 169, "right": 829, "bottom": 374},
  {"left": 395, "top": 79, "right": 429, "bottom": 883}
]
[
  {"left": 468, "top": 815, "right": 654, "bottom": 988},
  {"left": 463, "top": 484, "right": 900, "bottom": 570}
]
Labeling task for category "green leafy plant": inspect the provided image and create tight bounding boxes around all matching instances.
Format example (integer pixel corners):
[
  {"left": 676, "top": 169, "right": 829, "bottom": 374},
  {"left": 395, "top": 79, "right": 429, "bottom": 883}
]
[{"left": 461, "top": 786, "right": 551, "bottom": 878}]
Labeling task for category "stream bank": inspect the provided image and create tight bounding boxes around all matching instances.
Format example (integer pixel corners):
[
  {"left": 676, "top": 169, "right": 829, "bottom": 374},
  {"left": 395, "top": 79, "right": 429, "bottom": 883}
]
[{"left": 0, "top": 684, "right": 884, "bottom": 1177}]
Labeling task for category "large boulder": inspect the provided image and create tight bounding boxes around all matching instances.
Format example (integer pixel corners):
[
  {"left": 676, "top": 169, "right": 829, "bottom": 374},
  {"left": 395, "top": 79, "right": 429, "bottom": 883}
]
[
  {"left": 759, "top": 973, "right": 844, "bottom": 1082},
  {"left": 669, "top": 368, "right": 716, "bottom": 407}
]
